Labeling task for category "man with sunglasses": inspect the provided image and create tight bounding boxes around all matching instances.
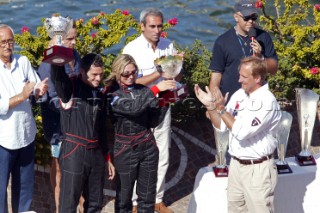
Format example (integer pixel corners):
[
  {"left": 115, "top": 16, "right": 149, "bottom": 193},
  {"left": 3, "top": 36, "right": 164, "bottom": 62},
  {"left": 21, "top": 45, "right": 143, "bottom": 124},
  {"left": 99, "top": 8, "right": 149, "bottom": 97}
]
[
  {"left": 206, "top": 1, "right": 279, "bottom": 203},
  {"left": 209, "top": 0, "right": 278, "bottom": 98}
]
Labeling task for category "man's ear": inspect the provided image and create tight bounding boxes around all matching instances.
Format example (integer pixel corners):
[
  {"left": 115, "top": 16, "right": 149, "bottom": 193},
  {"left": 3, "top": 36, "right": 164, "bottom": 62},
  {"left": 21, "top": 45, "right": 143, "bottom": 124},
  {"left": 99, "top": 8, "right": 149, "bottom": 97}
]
[
  {"left": 140, "top": 23, "right": 145, "bottom": 32},
  {"left": 234, "top": 14, "right": 239, "bottom": 23},
  {"left": 254, "top": 75, "right": 262, "bottom": 84}
]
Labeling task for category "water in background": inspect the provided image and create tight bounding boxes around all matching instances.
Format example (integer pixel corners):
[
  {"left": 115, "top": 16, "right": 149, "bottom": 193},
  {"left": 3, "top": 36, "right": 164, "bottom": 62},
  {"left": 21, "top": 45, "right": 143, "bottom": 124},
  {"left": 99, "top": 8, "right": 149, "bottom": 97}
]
[{"left": 0, "top": 0, "right": 236, "bottom": 53}]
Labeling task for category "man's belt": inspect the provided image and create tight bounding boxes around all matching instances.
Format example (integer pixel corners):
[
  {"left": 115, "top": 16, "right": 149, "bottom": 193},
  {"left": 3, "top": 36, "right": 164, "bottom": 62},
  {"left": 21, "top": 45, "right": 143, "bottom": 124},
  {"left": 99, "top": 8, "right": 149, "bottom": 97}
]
[
  {"left": 232, "top": 154, "right": 273, "bottom": 165},
  {"left": 64, "top": 133, "right": 99, "bottom": 149}
]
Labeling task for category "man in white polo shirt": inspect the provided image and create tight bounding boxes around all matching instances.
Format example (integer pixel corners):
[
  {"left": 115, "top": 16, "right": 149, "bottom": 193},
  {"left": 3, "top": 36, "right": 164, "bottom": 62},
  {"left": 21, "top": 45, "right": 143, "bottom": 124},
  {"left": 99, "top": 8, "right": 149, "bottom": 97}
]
[
  {"left": 0, "top": 24, "right": 48, "bottom": 213},
  {"left": 122, "top": 7, "right": 177, "bottom": 213},
  {"left": 195, "top": 56, "right": 281, "bottom": 213}
]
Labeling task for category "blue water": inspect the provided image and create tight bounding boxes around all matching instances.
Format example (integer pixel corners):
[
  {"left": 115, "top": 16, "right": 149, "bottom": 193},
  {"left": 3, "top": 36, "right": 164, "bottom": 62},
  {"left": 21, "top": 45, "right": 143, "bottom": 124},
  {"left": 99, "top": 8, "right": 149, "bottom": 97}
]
[{"left": 0, "top": 0, "right": 236, "bottom": 51}]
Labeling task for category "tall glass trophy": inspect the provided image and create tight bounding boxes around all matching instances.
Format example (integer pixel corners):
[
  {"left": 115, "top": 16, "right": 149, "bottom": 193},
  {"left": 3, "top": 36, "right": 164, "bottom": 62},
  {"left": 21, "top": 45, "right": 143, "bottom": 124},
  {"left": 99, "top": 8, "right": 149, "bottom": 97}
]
[
  {"left": 275, "top": 111, "right": 293, "bottom": 174},
  {"left": 213, "top": 130, "right": 229, "bottom": 177},
  {"left": 154, "top": 55, "right": 188, "bottom": 103},
  {"left": 43, "top": 15, "right": 74, "bottom": 65},
  {"left": 295, "top": 88, "right": 318, "bottom": 166}
]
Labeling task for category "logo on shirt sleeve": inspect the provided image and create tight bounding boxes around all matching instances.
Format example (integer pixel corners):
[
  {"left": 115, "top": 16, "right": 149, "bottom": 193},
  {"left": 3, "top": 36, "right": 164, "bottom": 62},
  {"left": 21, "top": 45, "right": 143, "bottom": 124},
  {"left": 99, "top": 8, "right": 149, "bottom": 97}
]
[
  {"left": 232, "top": 102, "right": 240, "bottom": 117},
  {"left": 251, "top": 117, "right": 261, "bottom": 126}
]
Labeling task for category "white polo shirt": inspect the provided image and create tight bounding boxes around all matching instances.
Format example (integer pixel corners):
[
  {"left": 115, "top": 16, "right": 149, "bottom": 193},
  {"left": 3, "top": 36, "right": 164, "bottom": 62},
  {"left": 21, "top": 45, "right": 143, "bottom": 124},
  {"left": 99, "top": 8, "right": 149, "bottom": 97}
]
[
  {"left": 216, "top": 83, "right": 282, "bottom": 159},
  {"left": 0, "top": 54, "right": 40, "bottom": 150},
  {"left": 122, "top": 34, "right": 176, "bottom": 87}
]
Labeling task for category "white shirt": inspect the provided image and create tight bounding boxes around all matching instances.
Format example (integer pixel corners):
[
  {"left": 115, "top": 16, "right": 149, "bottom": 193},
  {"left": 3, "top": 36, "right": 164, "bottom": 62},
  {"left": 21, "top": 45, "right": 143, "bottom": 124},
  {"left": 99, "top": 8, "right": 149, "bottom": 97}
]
[
  {"left": 122, "top": 34, "right": 176, "bottom": 87},
  {"left": 0, "top": 54, "right": 40, "bottom": 150},
  {"left": 216, "top": 83, "right": 282, "bottom": 159}
]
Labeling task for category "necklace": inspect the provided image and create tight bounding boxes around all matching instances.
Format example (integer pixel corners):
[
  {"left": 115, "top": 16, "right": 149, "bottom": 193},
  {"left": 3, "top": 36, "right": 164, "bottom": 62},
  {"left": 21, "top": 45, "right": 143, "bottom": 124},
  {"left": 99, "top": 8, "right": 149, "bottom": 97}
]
[
  {"left": 237, "top": 34, "right": 249, "bottom": 46},
  {"left": 234, "top": 26, "right": 249, "bottom": 46}
]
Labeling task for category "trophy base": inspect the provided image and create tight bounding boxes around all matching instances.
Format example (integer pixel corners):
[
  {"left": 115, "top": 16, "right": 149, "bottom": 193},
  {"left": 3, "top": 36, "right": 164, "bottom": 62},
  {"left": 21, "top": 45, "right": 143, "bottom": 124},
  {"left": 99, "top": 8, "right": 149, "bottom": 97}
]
[
  {"left": 213, "top": 166, "right": 228, "bottom": 177},
  {"left": 295, "top": 154, "right": 316, "bottom": 166},
  {"left": 43, "top": 45, "right": 73, "bottom": 65},
  {"left": 276, "top": 163, "right": 292, "bottom": 174},
  {"left": 159, "top": 84, "right": 189, "bottom": 103}
]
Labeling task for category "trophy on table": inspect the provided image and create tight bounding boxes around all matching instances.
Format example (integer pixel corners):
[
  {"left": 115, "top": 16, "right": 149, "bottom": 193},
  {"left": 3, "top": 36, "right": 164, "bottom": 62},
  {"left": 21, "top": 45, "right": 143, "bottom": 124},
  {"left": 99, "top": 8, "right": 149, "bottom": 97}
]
[
  {"left": 154, "top": 55, "right": 189, "bottom": 103},
  {"left": 213, "top": 130, "right": 229, "bottom": 177},
  {"left": 43, "top": 15, "right": 74, "bottom": 65},
  {"left": 295, "top": 88, "right": 319, "bottom": 166},
  {"left": 275, "top": 111, "right": 293, "bottom": 174}
]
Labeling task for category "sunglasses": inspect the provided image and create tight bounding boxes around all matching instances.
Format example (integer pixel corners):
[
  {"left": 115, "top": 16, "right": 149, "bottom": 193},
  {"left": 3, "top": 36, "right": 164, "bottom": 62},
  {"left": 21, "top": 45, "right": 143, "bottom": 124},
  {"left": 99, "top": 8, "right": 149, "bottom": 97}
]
[
  {"left": 238, "top": 14, "right": 258, "bottom": 22},
  {"left": 121, "top": 70, "right": 138, "bottom": 78}
]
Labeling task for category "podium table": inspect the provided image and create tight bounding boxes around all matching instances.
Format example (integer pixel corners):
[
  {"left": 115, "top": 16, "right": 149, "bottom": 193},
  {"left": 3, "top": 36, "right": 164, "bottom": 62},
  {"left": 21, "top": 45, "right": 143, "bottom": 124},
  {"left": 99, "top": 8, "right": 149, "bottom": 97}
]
[{"left": 187, "top": 155, "right": 320, "bottom": 213}]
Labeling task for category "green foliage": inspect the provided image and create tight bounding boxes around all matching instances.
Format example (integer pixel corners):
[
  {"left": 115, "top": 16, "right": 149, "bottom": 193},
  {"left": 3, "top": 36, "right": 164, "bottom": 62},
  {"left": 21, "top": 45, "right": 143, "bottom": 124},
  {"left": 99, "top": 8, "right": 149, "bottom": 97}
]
[
  {"left": 32, "top": 105, "right": 51, "bottom": 167},
  {"left": 171, "top": 40, "right": 212, "bottom": 123},
  {"left": 258, "top": 0, "right": 320, "bottom": 99}
]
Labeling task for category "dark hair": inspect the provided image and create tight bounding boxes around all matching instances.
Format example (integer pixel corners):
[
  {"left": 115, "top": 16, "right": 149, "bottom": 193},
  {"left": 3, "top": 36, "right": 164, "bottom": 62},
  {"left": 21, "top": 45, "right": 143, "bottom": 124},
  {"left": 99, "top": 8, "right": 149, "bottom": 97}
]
[
  {"left": 140, "top": 8, "right": 163, "bottom": 26},
  {"left": 81, "top": 53, "right": 104, "bottom": 73}
]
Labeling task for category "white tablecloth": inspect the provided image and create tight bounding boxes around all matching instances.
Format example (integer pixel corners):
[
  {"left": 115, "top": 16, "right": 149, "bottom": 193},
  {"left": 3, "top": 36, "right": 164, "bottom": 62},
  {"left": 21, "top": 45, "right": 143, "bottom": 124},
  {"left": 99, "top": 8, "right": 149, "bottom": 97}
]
[{"left": 187, "top": 155, "right": 320, "bottom": 213}]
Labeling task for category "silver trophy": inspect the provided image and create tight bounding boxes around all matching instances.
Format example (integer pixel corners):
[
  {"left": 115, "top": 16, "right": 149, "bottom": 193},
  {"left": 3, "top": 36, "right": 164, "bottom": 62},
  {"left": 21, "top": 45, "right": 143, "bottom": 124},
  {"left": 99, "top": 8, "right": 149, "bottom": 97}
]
[
  {"left": 213, "top": 130, "right": 229, "bottom": 177},
  {"left": 154, "top": 55, "right": 188, "bottom": 103},
  {"left": 275, "top": 111, "right": 293, "bottom": 174},
  {"left": 43, "top": 15, "right": 74, "bottom": 65},
  {"left": 295, "top": 88, "right": 318, "bottom": 166}
]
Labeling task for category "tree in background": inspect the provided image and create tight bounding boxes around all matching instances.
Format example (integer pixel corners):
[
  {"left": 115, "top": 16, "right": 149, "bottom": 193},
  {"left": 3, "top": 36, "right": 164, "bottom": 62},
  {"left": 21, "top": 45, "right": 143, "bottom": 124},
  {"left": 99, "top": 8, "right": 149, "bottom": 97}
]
[{"left": 257, "top": 0, "right": 320, "bottom": 100}]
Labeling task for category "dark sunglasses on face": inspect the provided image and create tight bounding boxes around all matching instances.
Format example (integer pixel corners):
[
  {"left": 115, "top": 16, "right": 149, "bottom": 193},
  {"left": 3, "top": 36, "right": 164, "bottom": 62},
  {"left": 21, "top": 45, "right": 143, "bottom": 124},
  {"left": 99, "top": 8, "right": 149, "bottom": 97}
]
[
  {"left": 239, "top": 14, "right": 258, "bottom": 22},
  {"left": 121, "top": 70, "right": 138, "bottom": 78}
]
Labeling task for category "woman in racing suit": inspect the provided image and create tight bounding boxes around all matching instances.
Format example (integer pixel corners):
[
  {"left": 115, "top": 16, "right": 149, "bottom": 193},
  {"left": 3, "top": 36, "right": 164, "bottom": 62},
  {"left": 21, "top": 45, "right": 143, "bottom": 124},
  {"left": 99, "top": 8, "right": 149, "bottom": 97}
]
[{"left": 105, "top": 54, "right": 176, "bottom": 213}]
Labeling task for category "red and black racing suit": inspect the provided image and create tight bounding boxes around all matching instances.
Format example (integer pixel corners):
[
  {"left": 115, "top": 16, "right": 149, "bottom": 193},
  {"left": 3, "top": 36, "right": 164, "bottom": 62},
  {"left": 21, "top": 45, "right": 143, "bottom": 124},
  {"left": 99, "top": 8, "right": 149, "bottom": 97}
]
[
  {"left": 108, "top": 83, "right": 168, "bottom": 213},
  {"left": 51, "top": 65, "right": 109, "bottom": 212}
]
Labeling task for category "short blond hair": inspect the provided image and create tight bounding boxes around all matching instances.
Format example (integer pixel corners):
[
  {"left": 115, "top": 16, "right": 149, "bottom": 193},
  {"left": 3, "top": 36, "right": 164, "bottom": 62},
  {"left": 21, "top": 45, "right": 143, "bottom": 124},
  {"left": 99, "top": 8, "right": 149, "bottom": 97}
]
[{"left": 105, "top": 54, "right": 138, "bottom": 86}]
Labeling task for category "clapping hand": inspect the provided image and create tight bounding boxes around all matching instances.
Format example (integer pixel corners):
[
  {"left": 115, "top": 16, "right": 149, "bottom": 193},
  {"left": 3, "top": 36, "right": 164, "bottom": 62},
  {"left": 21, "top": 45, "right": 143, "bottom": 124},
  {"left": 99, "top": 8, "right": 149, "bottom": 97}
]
[
  {"left": 34, "top": 78, "right": 49, "bottom": 98},
  {"left": 194, "top": 84, "right": 216, "bottom": 110},
  {"left": 211, "top": 86, "right": 228, "bottom": 111},
  {"left": 21, "top": 81, "right": 36, "bottom": 100}
]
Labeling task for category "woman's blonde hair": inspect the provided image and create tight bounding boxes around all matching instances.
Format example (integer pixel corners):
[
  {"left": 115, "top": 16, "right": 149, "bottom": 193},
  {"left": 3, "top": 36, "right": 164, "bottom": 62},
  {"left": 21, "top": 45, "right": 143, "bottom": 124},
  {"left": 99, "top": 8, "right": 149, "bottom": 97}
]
[{"left": 105, "top": 54, "right": 138, "bottom": 87}]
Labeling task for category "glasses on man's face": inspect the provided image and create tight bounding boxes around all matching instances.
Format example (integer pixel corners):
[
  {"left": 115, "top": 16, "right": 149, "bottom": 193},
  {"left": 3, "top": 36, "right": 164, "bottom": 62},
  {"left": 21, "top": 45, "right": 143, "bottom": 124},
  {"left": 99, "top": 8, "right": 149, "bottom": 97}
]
[
  {"left": 0, "top": 39, "right": 14, "bottom": 47},
  {"left": 238, "top": 14, "right": 258, "bottom": 22},
  {"left": 121, "top": 70, "right": 138, "bottom": 78}
]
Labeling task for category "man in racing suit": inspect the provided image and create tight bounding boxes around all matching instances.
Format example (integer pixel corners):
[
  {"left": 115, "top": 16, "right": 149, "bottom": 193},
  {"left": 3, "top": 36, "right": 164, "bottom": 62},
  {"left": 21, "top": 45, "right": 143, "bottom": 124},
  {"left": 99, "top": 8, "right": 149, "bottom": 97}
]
[{"left": 51, "top": 53, "right": 115, "bottom": 212}]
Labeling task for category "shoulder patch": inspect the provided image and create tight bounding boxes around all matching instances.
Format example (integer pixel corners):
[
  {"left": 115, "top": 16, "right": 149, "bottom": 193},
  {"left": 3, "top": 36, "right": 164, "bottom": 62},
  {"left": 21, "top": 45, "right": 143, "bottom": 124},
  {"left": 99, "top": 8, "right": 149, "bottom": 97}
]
[{"left": 251, "top": 117, "right": 261, "bottom": 126}]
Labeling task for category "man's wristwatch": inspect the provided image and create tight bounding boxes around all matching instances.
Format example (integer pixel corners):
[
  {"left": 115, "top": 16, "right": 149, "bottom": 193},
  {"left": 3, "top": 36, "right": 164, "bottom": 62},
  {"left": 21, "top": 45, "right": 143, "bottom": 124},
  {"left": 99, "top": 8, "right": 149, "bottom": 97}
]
[{"left": 217, "top": 108, "right": 227, "bottom": 116}]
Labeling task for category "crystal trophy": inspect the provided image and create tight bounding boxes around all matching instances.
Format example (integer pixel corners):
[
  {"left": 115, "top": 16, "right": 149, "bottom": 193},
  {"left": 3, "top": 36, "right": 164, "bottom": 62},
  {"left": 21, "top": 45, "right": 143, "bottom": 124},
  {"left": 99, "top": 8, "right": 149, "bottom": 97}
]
[
  {"left": 43, "top": 15, "right": 74, "bottom": 65},
  {"left": 213, "top": 130, "right": 229, "bottom": 177},
  {"left": 295, "top": 88, "right": 318, "bottom": 166},
  {"left": 275, "top": 111, "right": 293, "bottom": 174},
  {"left": 154, "top": 55, "right": 188, "bottom": 103}
]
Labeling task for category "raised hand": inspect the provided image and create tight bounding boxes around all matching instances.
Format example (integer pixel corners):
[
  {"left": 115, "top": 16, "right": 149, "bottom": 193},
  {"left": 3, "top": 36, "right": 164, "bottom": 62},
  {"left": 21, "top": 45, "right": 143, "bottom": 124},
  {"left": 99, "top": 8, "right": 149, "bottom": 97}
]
[
  {"left": 194, "top": 84, "right": 215, "bottom": 110},
  {"left": 212, "top": 86, "right": 228, "bottom": 110},
  {"left": 34, "top": 77, "right": 49, "bottom": 97},
  {"left": 21, "top": 81, "right": 36, "bottom": 100}
]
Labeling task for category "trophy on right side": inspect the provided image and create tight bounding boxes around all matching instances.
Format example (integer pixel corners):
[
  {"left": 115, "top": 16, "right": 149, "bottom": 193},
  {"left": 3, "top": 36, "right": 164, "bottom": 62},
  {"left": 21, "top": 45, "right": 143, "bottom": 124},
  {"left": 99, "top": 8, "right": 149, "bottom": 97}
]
[
  {"left": 295, "top": 88, "right": 319, "bottom": 166},
  {"left": 275, "top": 111, "right": 293, "bottom": 174}
]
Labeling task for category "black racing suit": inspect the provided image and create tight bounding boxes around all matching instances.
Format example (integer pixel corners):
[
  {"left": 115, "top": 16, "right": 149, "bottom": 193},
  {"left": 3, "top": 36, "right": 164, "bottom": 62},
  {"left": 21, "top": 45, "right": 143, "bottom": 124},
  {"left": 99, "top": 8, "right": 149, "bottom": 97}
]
[
  {"left": 51, "top": 65, "right": 109, "bottom": 213},
  {"left": 108, "top": 83, "right": 167, "bottom": 213}
]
